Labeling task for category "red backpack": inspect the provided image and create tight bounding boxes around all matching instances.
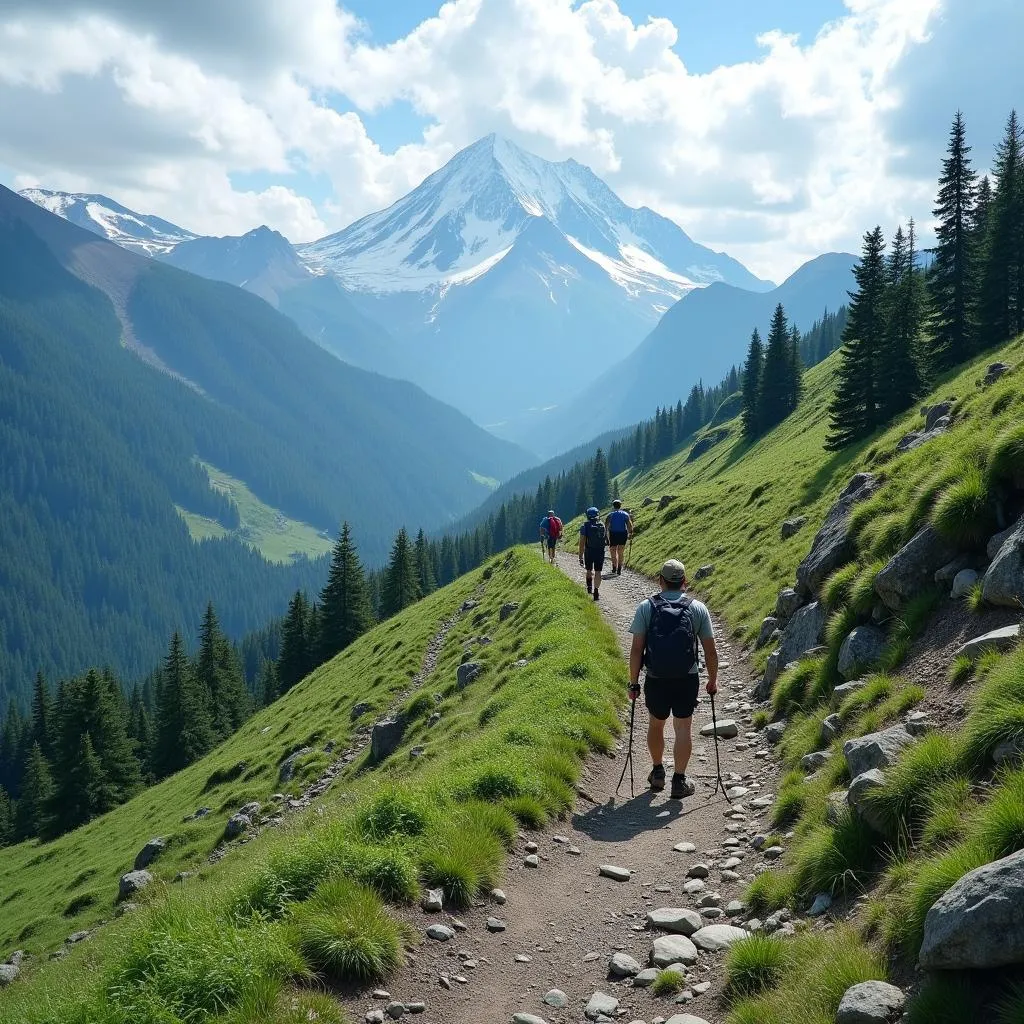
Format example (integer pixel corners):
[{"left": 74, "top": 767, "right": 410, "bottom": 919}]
[{"left": 548, "top": 516, "right": 563, "bottom": 540}]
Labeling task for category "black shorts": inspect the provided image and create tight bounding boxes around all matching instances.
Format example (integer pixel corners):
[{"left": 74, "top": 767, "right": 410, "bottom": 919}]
[
  {"left": 584, "top": 549, "right": 605, "bottom": 572},
  {"left": 645, "top": 676, "right": 700, "bottom": 721},
  {"left": 546, "top": 537, "right": 557, "bottom": 549},
  {"left": 609, "top": 531, "right": 628, "bottom": 547}
]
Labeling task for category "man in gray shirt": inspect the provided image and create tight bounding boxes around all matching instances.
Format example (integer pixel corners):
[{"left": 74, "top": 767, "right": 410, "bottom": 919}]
[{"left": 628, "top": 559, "right": 718, "bottom": 798}]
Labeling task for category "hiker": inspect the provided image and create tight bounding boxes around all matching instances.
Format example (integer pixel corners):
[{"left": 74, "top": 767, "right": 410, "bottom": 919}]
[
  {"left": 578, "top": 506, "right": 607, "bottom": 601},
  {"left": 627, "top": 559, "right": 718, "bottom": 798},
  {"left": 605, "top": 499, "right": 632, "bottom": 575},
  {"left": 539, "top": 509, "right": 562, "bottom": 564}
]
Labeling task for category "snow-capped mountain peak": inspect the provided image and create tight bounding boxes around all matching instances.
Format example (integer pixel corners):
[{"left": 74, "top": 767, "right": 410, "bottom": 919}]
[{"left": 17, "top": 188, "right": 195, "bottom": 256}]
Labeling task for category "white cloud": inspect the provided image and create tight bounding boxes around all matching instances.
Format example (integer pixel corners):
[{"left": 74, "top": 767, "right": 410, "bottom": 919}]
[{"left": 0, "top": 0, "right": 1019, "bottom": 277}]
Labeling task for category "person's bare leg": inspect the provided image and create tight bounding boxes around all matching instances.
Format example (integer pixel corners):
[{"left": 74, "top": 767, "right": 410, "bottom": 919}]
[
  {"left": 594, "top": 569, "right": 603, "bottom": 595},
  {"left": 648, "top": 716, "right": 666, "bottom": 765},
  {"left": 672, "top": 716, "right": 693, "bottom": 776}
]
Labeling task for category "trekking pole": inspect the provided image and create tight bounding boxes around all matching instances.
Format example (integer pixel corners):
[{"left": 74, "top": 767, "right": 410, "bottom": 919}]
[
  {"left": 708, "top": 689, "right": 732, "bottom": 804},
  {"left": 627, "top": 535, "right": 633, "bottom": 569},
  {"left": 616, "top": 694, "right": 637, "bottom": 797}
]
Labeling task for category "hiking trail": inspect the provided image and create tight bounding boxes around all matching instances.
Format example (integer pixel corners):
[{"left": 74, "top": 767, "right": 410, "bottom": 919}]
[{"left": 346, "top": 554, "right": 783, "bottom": 1024}]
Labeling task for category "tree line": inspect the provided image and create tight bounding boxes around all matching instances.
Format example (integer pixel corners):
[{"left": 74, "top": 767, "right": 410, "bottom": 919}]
[
  {"left": 827, "top": 109, "right": 1024, "bottom": 449},
  {"left": 740, "top": 303, "right": 805, "bottom": 439}
]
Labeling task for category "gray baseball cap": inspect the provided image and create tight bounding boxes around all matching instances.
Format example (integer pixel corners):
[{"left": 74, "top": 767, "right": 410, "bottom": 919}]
[{"left": 659, "top": 559, "right": 686, "bottom": 584}]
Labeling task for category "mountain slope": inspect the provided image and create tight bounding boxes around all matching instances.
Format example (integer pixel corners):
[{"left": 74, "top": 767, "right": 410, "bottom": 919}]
[{"left": 527, "top": 251, "right": 857, "bottom": 453}]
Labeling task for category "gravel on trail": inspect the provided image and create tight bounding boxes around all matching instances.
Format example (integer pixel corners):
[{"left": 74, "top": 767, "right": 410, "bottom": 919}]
[{"left": 341, "top": 552, "right": 781, "bottom": 1024}]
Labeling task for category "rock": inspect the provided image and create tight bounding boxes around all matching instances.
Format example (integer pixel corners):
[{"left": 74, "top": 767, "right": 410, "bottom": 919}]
[
  {"left": 955, "top": 624, "right": 1021, "bottom": 660},
  {"left": 807, "top": 893, "right": 832, "bottom": 917},
  {"left": 700, "top": 719, "right": 738, "bottom": 739},
  {"left": 404, "top": 1004, "right": 425, "bottom": 1015},
  {"left": 796, "top": 473, "right": 878, "bottom": 597},
  {"left": 874, "top": 526, "right": 957, "bottom": 611},
  {"left": 659, "top": 494, "right": 679, "bottom": 510},
  {"left": 687, "top": 863, "right": 710, "bottom": 879},
  {"left": 820, "top": 713, "right": 843, "bottom": 744},
  {"left": 846, "top": 770, "right": 888, "bottom": 834},
  {"left": 426, "top": 924, "right": 455, "bottom": 941},
  {"left": 757, "top": 616, "right": 781, "bottom": 649},
  {"left": 778, "top": 602, "right": 827, "bottom": 666},
  {"left": 456, "top": 662, "right": 482, "bottom": 690},
  {"left": 543, "top": 989, "right": 568, "bottom": 1008},
  {"left": 599, "top": 864, "right": 632, "bottom": 882},
  {"left": 421, "top": 888, "right": 444, "bottom": 912},
  {"left": 801, "top": 750, "right": 832, "bottom": 773},
  {"left": 371, "top": 717, "right": 406, "bottom": 762},
  {"left": 366, "top": 1013, "right": 385, "bottom": 1024},
  {"left": 499, "top": 602, "right": 520, "bottom": 622},
  {"left": 385, "top": 1003, "right": 406, "bottom": 1020},
  {"left": 781, "top": 517, "right": 808, "bottom": 540},
  {"left": 993, "top": 736, "right": 1024, "bottom": 766},
  {"left": 694, "top": 564, "right": 714, "bottom": 581},
  {"left": 935, "top": 555, "right": 974, "bottom": 583},
  {"left": 831, "top": 680, "right": 865, "bottom": 706},
  {"left": 688, "top": 428, "right": 730, "bottom": 461},
  {"left": 683, "top": 879, "right": 706, "bottom": 894},
  {"left": 920, "top": 847, "right": 1024, "bottom": 968},
  {"left": 673, "top": 841, "right": 697, "bottom": 854},
  {"left": 524, "top": 854, "right": 540, "bottom": 868},
  {"left": 585, "top": 992, "right": 619, "bottom": 1020},
  {"left": 843, "top": 726, "right": 915, "bottom": 779},
  {"left": 986, "top": 361, "right": 1013, "bottom": 385},
  {"left": 750, "top": 795, "right": 774, "bottom": 809},
  {"left": 765, "top": 721, "right": 787, "bottom": 746},
  {"left": 753, "top": 652, "right": 782, "bottom": 702},
  {"left": 691, "top": 925, "right": 747, "bottom": 951},
  {"left": 0, "top": 964, "right": 18, "bottom": 986},
  {"left": 609, "top": 951, "right": 643, "bottom": 977},
  {"left": 491, "top": 888, "right": 507, "bottom": 904},
  {"left": 763, "top": 846, "right": 784, "bottom": 861},
  {"left": 950, "top": 568, "right": 979, "bottom": 599},
  {"left": 461, "top": 599, "right": 478, "bottom": 611},
  {"left": 664, "top": 1017, "right": 712, "bottom": 1024},
  {"left": 409, "top": 745, "right": 426, "bottom": 759},
  {"left": 350, "top": 701, "right": 372, "bottom": 721},
  {"left": 279, "top": 746, "right": 313, "bottom": 782},
  {"left": 646, "top": 908, "right": 702, "bottom": 935},
  {"left": 982, "top": 517, "right": 1024, "bottom": 607},
  {"left": 117, "top": 870, "right": 153, "bottom": 902},
  {"left": 726, "top": 787, "right": 748, "bottom": 800},
  {"left": 925, "top": 401, "right": 953, "bottom": 431},
  {"left": 988, "top": 521, "right": 1018, "bottom": 560},
  {"left": 133, "top": 837, "right": 167, "bottom": 871},
  {"left": 725, "top": 900, "right": 746, "bottom": 917},
  {"left": 651, "top": 934, "right": 699, "bottom": 968},
  {"left": 836, "top": 981, "right": 906, "bottom": 1024},
  {"left": 486, "top": 917, "right": 507, "bottom": 932},
  {"left": 775, "top": 588, "right": 804, "bottom": 621},
  {"left": 633, "top": 967, "right": 660, "bottom": 987},
  {"left": 513, "top": 1015, "right": 547, "bottom": 1024},
  {"left": 173, "top": 871, "right": 194, "bottom": 883},
  {"left": 641, "top": 496, "right": 655, "bottom": 508},
  {"left": 837, "top": 626, "right": 886, "bottom": 680},
  {"left": 904, "top": 711, "right": 932, "bottom": 737},
  {"left": 512, "top": 659, "right": 529, "bottom": 669}
]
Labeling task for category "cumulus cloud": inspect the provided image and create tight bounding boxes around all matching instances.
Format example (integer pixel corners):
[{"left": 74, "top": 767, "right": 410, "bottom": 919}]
[{"left": 0, "top": 0, "right": 1019, "bottom": 276}]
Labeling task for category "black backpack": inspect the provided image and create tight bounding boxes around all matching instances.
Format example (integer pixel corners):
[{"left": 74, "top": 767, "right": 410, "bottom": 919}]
[
  {"left": 583, "top": 520, "right": 606, "bottom": 552},
  {"left": 643, "top": 593, "right": 699, "bottom": 678}
]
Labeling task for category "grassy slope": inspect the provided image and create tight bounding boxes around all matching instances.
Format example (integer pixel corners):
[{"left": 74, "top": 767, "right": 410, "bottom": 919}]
[{"left": 0, "top": 550, "right": 622, "bottom": 1022}]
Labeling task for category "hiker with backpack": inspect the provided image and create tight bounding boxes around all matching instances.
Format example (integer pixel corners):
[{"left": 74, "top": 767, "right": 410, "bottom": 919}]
[
  {"left": 539, "top": 509, "right": 562, "bottom": 565},
  {"left": 627, "top": 559, "right": 718, "bottom": 798},
  {"left": 605, "top": 499, "right": 633, "bottom": 576},
  {"left": 578, "top": 506, "right": 607, "bottom": 601}
]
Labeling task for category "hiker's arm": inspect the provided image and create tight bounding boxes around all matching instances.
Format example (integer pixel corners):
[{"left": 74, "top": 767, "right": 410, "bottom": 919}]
[
  {"left": 700, "top": 635, "right": 719, "bottom": 694},
  {"left": 627, "top": 514, "right": 633, "bottom": 537},
  {"left": 577, "top": 532, "right": 585, "bottom": 563},
  {"left": 629, "top": 633, "right": 645, "bottom": 687}
]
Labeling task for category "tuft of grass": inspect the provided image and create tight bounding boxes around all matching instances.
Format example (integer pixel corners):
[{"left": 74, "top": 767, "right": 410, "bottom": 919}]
[
  {"left": 975, "top": 766, "right": 1024, "bottom": 860},
  {"left": 787, "top": 810, "right": 878, "bottom": 900},
  {"left": 289, "top": 878, "right": 400, "bottom": 983},
  {"left": 773, "top": 660, "right": 820, "bottom": 717},
  {"left": 355, "top": 787, "right": 432, "bottom": 843},
  {"left": 906, "top": 975, "right": 977, "bottom": 1024},
  {"left": 880, "top": 590, "right": 941, "bottom": 672},
  {"left": 746, "top": 870, "right": 796, "bottom": 915},
  {"left": 996, "top": 982, "right": 1024, "bottom": 1024},
  {"left": 849, "top": 560, "right": 886, "bottom": 617},
  {"left": 419, "top": 815, "right": 505, "bottom": 908},
  {"left": 948, "top": 653, "right": 974, "bottom": 686},
  {"left": 773, "top": 770, "right": 810, "bottom": 827},
  {"left": 966, "top": 580, "right": 987, "bottom": 614},
  {"left": 779, "top": 714, "right": 827, "bottom": 768},
  {"left": 987, "top": 423, "right": 1024, "bottom": 491},
  {"left": 503, "top": 794, "right": 547, "bottom": 828},
  {"left": 725, "top": 936, "right": 794, "bottom": 997},
  {"left": 961, "top": 646, "right": 1024, "bottom": 771},
  {"left": 920, "top": 777, "right": 975, "bottom": 850},
  {"left": 651, "top": 969, "right": 689, "bottom": 996},
  {"left": 459, "top": 799, "right": 518, "bottom": 848},
  {"left": 932, "top": 465, "right": 996, "bottom": 548},
  {"left": 823, "top": 563, "right": 860, "bottom": 611},
  {"left": 753, "top": 710, "right": 770, "bottom": 729}
]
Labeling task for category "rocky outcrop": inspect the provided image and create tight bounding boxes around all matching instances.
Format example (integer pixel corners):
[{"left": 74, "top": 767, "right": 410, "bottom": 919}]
[
  {"left": 774, "top": 587, "right": 803, "bottom": 621},
  {"left": 935, "top": 554, "right": 974, "bottom": 583},
  {"left": 954, "top": 624, "right": 1021, "bottom": 661},
  {"left": 920, "top": 847, "right": 1024, "bottom": 968},
  {"left": 659, "top": 494, "right": 679, "bottom": 510},
  {"left": 796, "top": 474, "right": 878, "bottom": 598},
  {"left": 694, "top": 564, "right": 715, "bottom": 581},
  {"left": 988, "top": 521, "right": 1018, "bottom": 559},
  {"left": 778, "top": 602, "right": 826, "bottom": 665},
  {"left": 499, "top": 602, "right": 520, "bottom": 622},
  {"left": 371, "top": 717, "right": 406, "bottom": 762},
  {"left": 224, "top": 813, "right": 252, "bottom": 840},
  {"left": 923, "top": 401, "right": 954, "bottom": 430},
  {"left": 843, "top": 726, "right": 914, "bottom": 778},
  {"left": 836, "top": 981, "right": 906, "bottom": 1023},
  {"left": 820, "top": 713, "right": 842, "bottom": 743},
  {"left": 456, "top": 662, "right": 482, "bottom": 689},
  {"left": 781, "top": 517, "right": 807, "bottom": 540},
  {"left": 874, "top": 526, "right": 957, "bottom": 611},
  {"left": 133, "top": 837, "right": 167, "bottom": 871},
  {"left": 350, "top": 701, "right": 372, "bottom": 721},
  {"left": 753, "top": 651, "right": 782, "bottom": 702},
  {"left": 982, "top": 515, "right": 1024, "bottom": 608},
  {"left": 984, "top": 362, "right": 1012, "bottom": 386},
  {"left": 837, "top": 626, "right": 886, "bottom": 680},
  {"left": 687, "top": 428, "right": 729, "bottom": 462}
]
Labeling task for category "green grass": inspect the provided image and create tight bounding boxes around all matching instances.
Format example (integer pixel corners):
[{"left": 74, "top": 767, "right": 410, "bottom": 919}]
[
  {"left": 906, "top": 976, "right": 977, "bottom": 1024},
  {"left": 932, "top": 464, "right": 996, "bottom": 548},
  {"left": 961, "top": 644, "right": 1024, "bottom": 770},
  {"left": 949, "top": 653, "right": 974, "bottom": 686},
  {"left": 651, "top": 969, "right": 689, "bottom": 995},
  {"left": 997, "top": 983, "right": 1024, "bottom": 1024},
  {"left": 725, "top": 936, "right": 794, "bottom": 997},
  {"left": 177, "top": 461, "right": 334, "bottom": 564}
]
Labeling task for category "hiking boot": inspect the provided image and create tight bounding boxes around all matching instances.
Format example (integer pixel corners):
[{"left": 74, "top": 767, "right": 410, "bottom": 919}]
[
  {"left": 647, "top": 765, "right": 666, "bottom": 791},
  {"left": 670, "top": 773, "right": 696, "bottom": 799},
  {"left": 593, "top": 590, "right": 600, "bottom": 601},
  {"left": 586, "top": 579, "right": 592, "bottom": 593}
]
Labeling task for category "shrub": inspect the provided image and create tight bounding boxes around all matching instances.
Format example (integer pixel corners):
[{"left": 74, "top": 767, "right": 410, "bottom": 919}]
[
  {"left": 725, "top": 936, "right": 793, "bottom": 997},
  {"left": 823, "top": 563, "right": 859, "bottom": 611},
  {"left": 651, "top": 969, "right": 688, "bottom": 995},
  {"left": 932, "top": 466, "right": 995, "bottom": 548},
  {"left": 356, "top": 788, "right": 432, "bottom": 842},
  {"left": 289, "top": 878, "right": 400, "bottom": 983},
  {"left": 906, "top": 975, "right": 976, "bottom": 1024},
  {"left": 419, "top": 816, "right": 505, "bottom": 907},
  {"left": 467, "top": 767, "right": 525, "bottom": 802}
]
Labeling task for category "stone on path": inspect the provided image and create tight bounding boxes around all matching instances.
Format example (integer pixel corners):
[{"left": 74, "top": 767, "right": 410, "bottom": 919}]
[
  {"left": 726, "top": 786, "right": 748, "bottom": 799},
  {"left": 835, "top": 981, "right": 906, "bottom": 1024},
  {"left": 691, "top": 925, "right": 747, "bottom": 951},
  {"left": 673, "top": 842, "right": 696, "bottom": 853},
  {"left": 664, "top": 1015, "right": 712, "bottom": 1024},
  {"left": 543, "top": 990, "right": 568, "bottom": 1008},
  {"left": 421, "top": 888, "right": 443, "bottom": 912},
  {"left": 763, "top": 846, "right": 784, "bottom": 861},
  {"left": 646, "top": 907, "right": 702, "bottom": 935},
  {"left": 651, "top": 934, "right": 699, "bottom": 967},
  {"left": 683, "top": 879, "right": 706, "bottom": 894},
  {"left": 954, "top": 624, "right": 1021, "bottom": 661},
  {"left": 609, "top": 952, "right": 643, "bottom": 978},
  {"left": 633, "top": 968, "right": 659, "bottom": 987},
  {"left": 950, "top": 568, "right": 979, "bottom": 599},
  {"left": 426, "top": 924, "right": 455, "bottom": 941},
  {"left": 686, "top": 863, "right": 709, "bottom": 879},
  {"left": 843, "top": 726, "right": 914, "bottom": 778},
  {"left": 524, "top": 854, "right": 540, "bottom": 868},
  {"left": 599, "top": 864, "right": 632, "bottom": 882},
  {"left": 486, "top": 917, "right": 507, "bottom": 932},
  {"left": 585, "top": 992, "right": 619, "bottom": 1021},
  {"left": 512, "top": 1015, "right": 547, "bottom": 1024},
  {"left": 386, "top": 1003, "right": 405, "bottom": 1020},
  {"left": 699, "top": 719, "right": 738, "bottom": 739},
  {"left": 491, "top": 888, "right": 507, "bottom": 904}
]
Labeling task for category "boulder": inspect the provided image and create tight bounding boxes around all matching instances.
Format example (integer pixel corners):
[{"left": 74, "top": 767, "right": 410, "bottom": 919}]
[
  {"left": 456, "top": 662, "right": 482, "bottom": 690},
  {"left": 461, "top": 599, "right": 478, "bottom": 611},
  {"left": 279, "top": 746, "right": 313, "bottom": 783},
  {"left": 950, "top": 568, "right": 979, "bottom": 599},
  {"left": 659, "top": 495, "right": 679, "bottom": 510},
  {"left": 984, "top": 362, "right": 1012, "bottom": 386},
  {"left": 904, "top": 711, "right": 932, "bottom": 737},
  {"left": 925, "top": 401, "right": 953, "bottom": 431},
  {"left": 499, "top": 602, "right": 519, "bottom": 622},
  {"left": 795, "top": 473, "right": 878, "bottom": 597},
  {"left": 646, "top": 907, "right": 703, "bottom": 935},
  {"left": 0, "top": 964, "right": 18, "bottom": 987},
  {"left": 778, "top": 602, "right": 826, "bottom": 666},
  {"left": 700, "top": 719, "right": 738, "bottom": 739},
  {"left": 836, "top": 981, "right": 906, "bottom": 1024},
  {"left": 650, "top": 934, "right": 699, "bottom": 967},
  {"left": 837, "top": 626, "right": 886, "bottom": 680},
  {"left": 801, "top": 750, "right": 832, "bottom": 773},
  {"left": 690, "top": 924, "right": 747, "bottom": 951},
  {"left": 954, "top": 624, "right": 1021, "bottom": 661},
  {"left": 764, "top": 720, "right": 788, "bottom": 746},
  {"left": 846, "top": 770, "right": 888, "bottom": 833},
  {"left": 820, "top": 713, "right": 843, "bottom": 744},
  {"left": 421, "top": 888, "right": 444, "bottom": 912},
  {"left": 753, "top": 651, "right": 782, "bottom": 702},
  {"left": 843, "top": 726, "right": 914, "bottom": 778},
  {"left": 599, "top": 864, "right": 632, "bottom": 882},
  {"left": 988, "top": 520, "right": 1019, "bottom": 560},
  {"left": 920, "top": 847, "right": 1024, "bottom": 968},
  {"left": 133, "top": 837, "right": 167, "bottom": 871},
  {"left": 371, "top": 717, "right": 406, "bottom": 762},
  {"left": 982, "top": 516, "right": 1024, "bottom": 608},
  {"left": 781, "top": 517, "right": 808, "bottom": 540},
  {"left": 641, "top": 496, "right": 655, "bottom": 508},
  {"left": 239, "top": 801, "right": 261, "bottom": 818},
  {"left": 757, "top": 616, "right": 781, "bottom": 649},
  {"left": 224, "top": 813, "right": 251, "bottom": 840},
  {"left": 608, "top": 951, "right": 642, "bottom": 978},
  {"left": 775, "top": 587, "right": 803, "bottom": 621},
  {"left": 118, "top": 870, "right": 154, "bottom": 903},
  {"left": 350, "top": 701, "right": 372, "bottom": 721},
  {"left": 935, "top": 555, "right": 974, "bottom": 583},
  {"left": 584, "top": 992, "right": 619, "bottom": 1021},
  {"left": 832, "top": 680, "right": 865, "bottom": 706},
  {"left": 874, "top": 526, "right": 957, "bottom": 611},
  {"left": 694, "top": 564, "right": 714, "bottom": 581}
]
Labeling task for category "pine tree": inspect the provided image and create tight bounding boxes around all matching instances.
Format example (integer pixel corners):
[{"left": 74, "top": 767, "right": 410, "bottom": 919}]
[
  {"left": 156, "top": 632, "right": 214, "bottom": 776},
  {"left": 259, "top": 658, "right": 280, "bottom": 706},
  {"left": 381, "top": 528, "right": 421, "bottom": 618},
  {"left": 878, "top": 223, "right": 924, "bottom": 419},
  {"left": 196, "top": 603, "right": 250, "bottom": 741},
  {"left": 787, "top": 324, "right": 803, "bottom": 413},
  {"left": 741, "top": 328, "right": 764, "bottom": 438},
  {"left": 826, "top": 227, "right": 888, "bottom": 450},
  {"left": 414, "top": 529, "right": 437, "bottom": 595},
  {"left": 974, "top": 174, "right": 994, "bottom": 247},
  {"left": 591, "top": 448, "right": 610, "bottom": 510},
  {"left": 757, "top": 305, "right": 793, "bottom": 431},
  {"left": 277, "top": 592, "right": 314, "bottom": 693},
  {"left": 61, "top": 733, "right": 106, "bottom": 830},
  {"left": 31, "top": 671, "right": 52, "bottom": 759},
  {"left": 318, "top": 523, "right": 373, "bottom": 663},
  {"left": 979, "top": 110, "right": 1024, "bottom": 347},
  {"left": 16, "top": 742, "right": 53, "bottom": 840},
  {"left": 0, "top": 784, "right": 13, "bottom": 846},
  {"left": 928, "top": 111, "right": 978, "bottom": 370},
  {"left": 129, "top": 687, "right": 155, "bottom": 783}
]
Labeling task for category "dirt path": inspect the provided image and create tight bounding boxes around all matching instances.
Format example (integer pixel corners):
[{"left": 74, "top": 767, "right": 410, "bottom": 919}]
[{"left": 350, "top": 557, "right": 781, "bottom": 1024}]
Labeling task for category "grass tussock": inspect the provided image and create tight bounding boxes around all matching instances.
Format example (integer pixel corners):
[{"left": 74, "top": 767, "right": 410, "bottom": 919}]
[
  {"left": 961, "top": 645, "right": 1024, "bottom": 771},
  {"left": 725, "top": 936, "right": 794, "bottom": 998},
  {"left": 418, "top": 814, "right": 505, "bottom": 908},
  {"left": 932, "top": 464, "right": 995, "bottom": 548},
  {"left": 996, "top": 983, "right": 1024, "bottom": 1024},
  {"left": 948, "top": 653, "right": 974, "bottom": 686},
  {"left": 906, "top": 975, "right": 977, "bottom": 1024},
  {"left": 651, "top": 969, "right": 689, "bottom": 996}
]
